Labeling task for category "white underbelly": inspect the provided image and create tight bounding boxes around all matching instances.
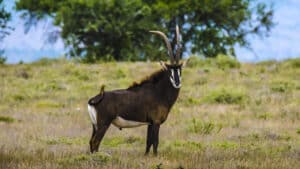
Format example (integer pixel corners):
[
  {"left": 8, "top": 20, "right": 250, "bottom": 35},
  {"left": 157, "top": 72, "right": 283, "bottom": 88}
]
[{"left": 112, "top": 116, "right": 149, "bottom": 128}]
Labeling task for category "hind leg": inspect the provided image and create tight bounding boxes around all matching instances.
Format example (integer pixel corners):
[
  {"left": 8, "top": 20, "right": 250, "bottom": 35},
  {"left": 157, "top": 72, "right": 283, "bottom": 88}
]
[
  {"left": 89, "top": 124, "right": 97, "bottom": 152},
  {"left": 89, "top": 122, "right": 111, "bottom": 153}
]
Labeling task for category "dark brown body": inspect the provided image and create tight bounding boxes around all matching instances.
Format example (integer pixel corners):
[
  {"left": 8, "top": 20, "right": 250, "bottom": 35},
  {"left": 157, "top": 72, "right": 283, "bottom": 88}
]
[
  {"left": 88, "top": 25, "right": 183, "bottom": 155},
  {"left": 88, "top": 68, "right": 180, "bottom": 155}
]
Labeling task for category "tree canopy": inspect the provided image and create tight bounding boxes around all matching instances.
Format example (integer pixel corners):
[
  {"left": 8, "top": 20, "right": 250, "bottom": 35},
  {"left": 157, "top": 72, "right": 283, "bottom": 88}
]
[
  {"left": 0, "top": 0, "right": 11, "bottom": 63},
  {"left": 16, "top": 0, "right": 274, "bottom": 62}
]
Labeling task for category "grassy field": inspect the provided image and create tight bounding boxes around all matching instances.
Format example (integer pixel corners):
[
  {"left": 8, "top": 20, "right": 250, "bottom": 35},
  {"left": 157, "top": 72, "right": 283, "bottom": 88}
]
[{"left": 0, "top": 56, "right": 300, "bottom": 169}]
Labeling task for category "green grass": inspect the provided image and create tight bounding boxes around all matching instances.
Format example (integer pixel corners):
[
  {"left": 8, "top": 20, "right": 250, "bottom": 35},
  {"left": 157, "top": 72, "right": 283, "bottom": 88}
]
[
  {"left": 270, "top": 81, "right": 294, "bottom": 93},
  {"left": 203, "top": 87, "right": 248, "bottom": 104},
  {"left": 0, "top": 116, "right": 15, "bottom": 123},
  {"left": 188, "top": 118, "right": 222, "bottom": 134},
  {"left": 0, "top": 57, "right": 300, "bottom": 169}
]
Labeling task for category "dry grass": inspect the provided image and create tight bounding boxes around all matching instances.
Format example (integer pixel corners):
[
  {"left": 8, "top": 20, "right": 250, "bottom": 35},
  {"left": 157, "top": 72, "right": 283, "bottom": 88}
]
[{"left": 0, "top": 57, "right": 300, "bottom": 169}]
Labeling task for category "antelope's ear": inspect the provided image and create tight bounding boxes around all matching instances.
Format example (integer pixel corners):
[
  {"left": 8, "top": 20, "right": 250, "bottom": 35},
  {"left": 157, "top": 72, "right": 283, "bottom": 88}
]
[{"left": 159, "top": 61, "right": 168, "bottom": 70}]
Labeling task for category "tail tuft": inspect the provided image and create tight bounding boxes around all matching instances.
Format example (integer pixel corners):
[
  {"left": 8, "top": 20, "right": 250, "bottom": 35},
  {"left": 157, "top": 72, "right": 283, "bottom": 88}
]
[{"left": 88, "top": 104, "right": 97, "bottom": 125}]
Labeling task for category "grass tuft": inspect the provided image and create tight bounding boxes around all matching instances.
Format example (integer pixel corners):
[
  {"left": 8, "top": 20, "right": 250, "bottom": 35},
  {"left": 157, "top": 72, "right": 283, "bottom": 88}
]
[
  {"left": 185, "top": 55, "right": 210, "bottom": 68},
  {"left": 44, "top": 136, "right": 87, "bottom": 145},
  {"left": 270, "top": 81, "right": 294, "bottom": 93},
  {"left": 285, "top": 58, "right": 300, "bottom": 68},
  {"left": 0, "top": 116, "right": 15, "bottom": 123},
  {"left": 297, "top": 128, "right": 300, "bottom": 134},
  {"left": 203, "top": 87, "right": 247, "bottom": 104},
  {"left": 172, "top": 140, "right": 203, "bottom": 150},
  {"left": 58, "top": 152, "right": 111, "bottom": 165},
  {"left": 212, "top": 141, "right": 238, "bottom": 149},
  {"left": 216, "top": 54, "right": 240, "bottom": 69},
  {"left": 188, "top": 118, "right": 222, "bottom": 134}
]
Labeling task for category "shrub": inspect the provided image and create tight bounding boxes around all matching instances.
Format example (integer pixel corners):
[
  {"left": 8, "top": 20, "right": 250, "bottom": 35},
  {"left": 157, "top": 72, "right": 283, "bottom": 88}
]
[
  {"left": 204, "top": 87, "right": 247, "bottom": 104},
  {"left": 33, "top": 57, "right": 62, "bottom": 66},
  {"left": 36, "top": 81, "right": 65, "bottom": 92},
  {"left": 185, "top": 55, "right": 212, "bottom": 68},
  {"left": 256, "top": 60, "right": 277, "bottom": 67},
  {"left": 12, "top": 94, "right": 26, "bottom": 101},
  {"left": 216, "top": 54, "right": 240, "bottom": 69},
  {"left": 257, "top": 112, "right": 273, "bottom": 120},
  {"left": 0, "top": 56, "right": 6, "bottom": 64},
  {"left": 185, "top": 55, "right": 240, "bottom": 70},
  {"left": 285, "top": 58, "right": 300, "bottom": 68},
  {"left": 270, "top": 81, "right": 294, "bottom": 93},
  {"left": 297, "top": 128, "right": 300, "bottom": 135},
  {"left": 212, "top": 141, "right": 238, "bottom": 149},
  {"left": 185, "top": 97, "right": 201, "bottom": 106},
  {"left": 0, "top": 116, "right": 15, "bottom": 123},
  {"left": 172, "top": 140, "right": 203, "bottom": 150},
  {"left": 188, "top": 118, "right": 222, "bottom": 134}
]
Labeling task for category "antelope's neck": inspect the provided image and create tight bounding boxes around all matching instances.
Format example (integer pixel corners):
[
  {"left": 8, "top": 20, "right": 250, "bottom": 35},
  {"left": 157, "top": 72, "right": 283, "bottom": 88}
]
[{"left": 157, "top": 71, "right": 180, "bottom": 109}]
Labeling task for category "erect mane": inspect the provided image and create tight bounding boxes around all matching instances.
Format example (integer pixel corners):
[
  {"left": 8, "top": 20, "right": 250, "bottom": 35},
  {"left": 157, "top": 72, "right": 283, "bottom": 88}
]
[{"left": 128, "top": 69, "right": 166, "bottom": 90}]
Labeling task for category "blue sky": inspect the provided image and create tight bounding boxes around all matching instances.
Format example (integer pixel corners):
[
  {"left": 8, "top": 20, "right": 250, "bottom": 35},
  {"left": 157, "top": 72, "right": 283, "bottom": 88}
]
[{"left": 2, "top": 0, "right": 300, "bottom": 63}]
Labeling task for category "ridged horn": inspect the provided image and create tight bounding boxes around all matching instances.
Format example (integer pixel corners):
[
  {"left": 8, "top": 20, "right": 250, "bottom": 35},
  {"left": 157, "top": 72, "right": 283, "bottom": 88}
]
[
  {"left": 150, "top": 30, "right": 175, "bottom": 64},
  {"left": 175, "top": 25, "right": 182, "bottom": 63}
]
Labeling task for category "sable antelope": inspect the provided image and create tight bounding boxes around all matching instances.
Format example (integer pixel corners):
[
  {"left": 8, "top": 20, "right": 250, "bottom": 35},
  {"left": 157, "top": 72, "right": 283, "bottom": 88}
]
[{"left": 88, "top": 26, "right": 183, "bottom": 155}]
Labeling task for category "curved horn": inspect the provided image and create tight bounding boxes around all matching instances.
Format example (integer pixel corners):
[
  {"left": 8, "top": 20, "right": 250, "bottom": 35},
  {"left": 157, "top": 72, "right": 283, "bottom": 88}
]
[
  {"left": 150, "top": 30, "right": 174, "bottom": 64},
  {"left": 175, "top": 25, "right": 182, "bottom": 63}
]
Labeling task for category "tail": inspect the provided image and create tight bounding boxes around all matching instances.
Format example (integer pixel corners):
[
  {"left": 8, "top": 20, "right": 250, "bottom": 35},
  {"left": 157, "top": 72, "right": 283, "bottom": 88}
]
[
  {"left": 88, "top": 85, "right": 105, "bottom": 105},
  {"left": 88, "top": 104, "right": 97, "bottom": 126},
  {"left": 87, "top": 85, "right": 105, "bottom": 127}
]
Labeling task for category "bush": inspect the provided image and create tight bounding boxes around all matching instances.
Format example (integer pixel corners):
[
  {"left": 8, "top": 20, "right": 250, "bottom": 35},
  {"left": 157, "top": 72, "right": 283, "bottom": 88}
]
[
  {"left": 212, "top": 141, "right": 238, "bottom": 149},
  {"left": 185, "top": 55, "right": 211, "bottom": 68},
  {"left": 297, "top": 128, "right": 300, "bottom": 134},
  {"left": 188, "top": 118, "right": 222, "bottom": 134},
  {"left": 186, "top": 55, "right": 240, "bottom": 69},
  {"left": 0, "top": 116, "right": 15, "bottom": 123},
  {"left": 172, "top": 140, "right": 203, "bottom": 150},
  {"left": 285, "top": 58, "right": 300, "bottom": 68},
  {"left": 216, "top": 54, "right": 240, "bottom": 69},
  {"left": 204, "top": 87, "right": 247, "bottom": 104},
  {"left": 270, "top": 81, "right": 294, "bottom": 93},
  {"left": 0, "top": 56, "right": 6, "bottom": 64}
]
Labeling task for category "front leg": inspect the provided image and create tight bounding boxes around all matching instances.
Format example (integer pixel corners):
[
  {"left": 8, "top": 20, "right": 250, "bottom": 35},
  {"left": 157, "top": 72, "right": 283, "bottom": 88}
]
[
  {"left": 145, "top": 124, "right": 153, "bottom": 155},
  {"left": 152, "top": 123, "right": 160, "bottom": 155}
]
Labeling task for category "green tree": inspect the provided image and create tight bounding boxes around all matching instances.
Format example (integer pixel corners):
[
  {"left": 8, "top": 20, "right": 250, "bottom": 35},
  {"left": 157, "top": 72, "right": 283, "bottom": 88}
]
[
  {"left": 16, "top": 0, "right": 274, "bottom": 61},
  {"left": 148, "top": 0, "right": 274, "bottom": 57},
  {"left": 0, "top": 0, "right": 11, "bottom": 64}
]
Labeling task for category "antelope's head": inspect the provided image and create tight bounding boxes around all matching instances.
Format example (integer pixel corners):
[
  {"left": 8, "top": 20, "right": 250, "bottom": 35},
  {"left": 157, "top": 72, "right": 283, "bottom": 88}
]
[{"left": 150, "top": 26, "right": 183, "bottom": 89}]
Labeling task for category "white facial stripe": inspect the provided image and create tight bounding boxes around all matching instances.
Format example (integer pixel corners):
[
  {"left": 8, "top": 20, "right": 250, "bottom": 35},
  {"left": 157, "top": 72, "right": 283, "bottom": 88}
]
[
  {"left": 171, "top": 69, "right": 174, "bottom": 78},
  {"left": 170, "top": 68, "right": 181, "bottom": 89}
]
